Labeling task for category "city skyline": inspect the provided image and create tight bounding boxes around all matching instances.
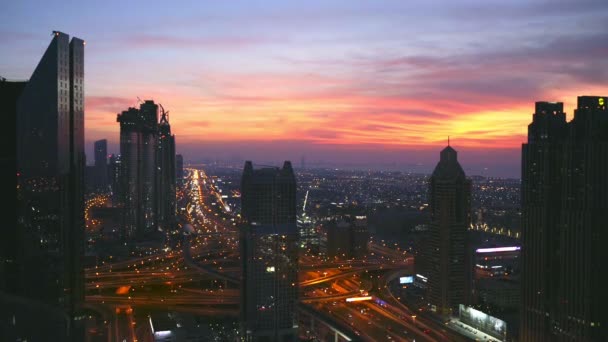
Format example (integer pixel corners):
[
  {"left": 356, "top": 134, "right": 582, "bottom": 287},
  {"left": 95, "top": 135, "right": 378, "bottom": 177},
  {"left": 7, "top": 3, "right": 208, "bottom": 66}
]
[
  {"left": 2, "top": 2, "right": 607, "bottom": 341},
  {"left": 2, "top": 1, "right": 607, "bottom": 177}
]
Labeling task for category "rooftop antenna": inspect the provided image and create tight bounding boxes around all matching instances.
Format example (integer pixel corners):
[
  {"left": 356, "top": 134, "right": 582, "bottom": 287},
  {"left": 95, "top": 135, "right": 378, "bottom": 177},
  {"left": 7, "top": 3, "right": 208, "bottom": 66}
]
[{"left": 448, "top": 136, "right": 450, "bottom": 146}]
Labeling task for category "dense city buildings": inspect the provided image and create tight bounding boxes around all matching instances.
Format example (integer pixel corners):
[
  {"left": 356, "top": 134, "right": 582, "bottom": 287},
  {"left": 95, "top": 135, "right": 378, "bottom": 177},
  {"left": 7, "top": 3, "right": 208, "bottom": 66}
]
[
  {"left": 1, "top": 31, "right": 85, "bottom": 341},
  {"left": 521, "top": 97, "right": 608, "bottom": 341},
  {"left": 93, "top": 139, "right": 108, "bottom": 189},
  {"left": 240, "top": 161, "right": 299, "bottom": 341},
  {"left": 297, "top": 190, "right": 320, "bottom": 253},
  {"left": 425, "top": 145, "right": 472, "bottom": 316}
]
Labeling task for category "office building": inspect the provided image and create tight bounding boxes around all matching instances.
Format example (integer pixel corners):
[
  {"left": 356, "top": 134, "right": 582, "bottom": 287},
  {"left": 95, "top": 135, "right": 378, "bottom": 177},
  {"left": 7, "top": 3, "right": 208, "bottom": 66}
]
[
  {"left": 9, "top": 31, "right": 85, "bottom": 341},
  {"left": 93, "top": 139, "right": 108, "bottom": 189},
  {"left": 426, "top": 145, "right": 472, "bottom": 316},
  {"left": 240, "top": 161, "right": 299, "bottom": 341},
  {"left": 521, "top": 97, "right": 607, "bottom": 341},
  {"left": 157, "top": 106, "right": 176, "bottom": 231}
]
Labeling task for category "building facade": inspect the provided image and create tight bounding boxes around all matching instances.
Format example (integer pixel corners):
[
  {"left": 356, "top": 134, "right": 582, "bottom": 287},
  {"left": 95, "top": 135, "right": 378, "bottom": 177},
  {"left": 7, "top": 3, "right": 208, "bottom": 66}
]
[
  {"left": 426, "top": 145, "right": 472, "bottom": 316},
  {"left": 521, "top": 97, "right": 607, "bottom": 341},
  {"left": 11, "top": 31, "right": 85, "bottom": 341},
  {"left": 240, "top": 161, "right": 299, "bottom": 341}
]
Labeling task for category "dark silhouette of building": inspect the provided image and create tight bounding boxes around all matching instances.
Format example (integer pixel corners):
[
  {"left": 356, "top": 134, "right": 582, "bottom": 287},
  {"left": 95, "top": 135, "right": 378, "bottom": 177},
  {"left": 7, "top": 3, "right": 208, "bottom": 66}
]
[
  {"left": 93, "top": 139, "right": 108, "bottom": 189},
  {"left": 426, "top": 145, "right": 472, "bottom": 316},
  {"left": 325, "top": 215, "right": 369, "bottom": 259},
  {"left": 521, "top": 97, "right": 607, "bottom": 341},
  {"left": 0, "top": 79, "right": 26, "bottom": 294},
  {"left": 176, "top": 154, "right": 184, "bottom": 184},
  {"left": 157, "top": 106, "right": 176, "bottom": 231},
  {"left": 240, "top": 161, "right": 299, "bottom": 341},
  {"left": 117, "top": 101, "right": 159, "bottom": 239},
  {"left": 7, "top": 31, "right": 85, "bottom": 341}
]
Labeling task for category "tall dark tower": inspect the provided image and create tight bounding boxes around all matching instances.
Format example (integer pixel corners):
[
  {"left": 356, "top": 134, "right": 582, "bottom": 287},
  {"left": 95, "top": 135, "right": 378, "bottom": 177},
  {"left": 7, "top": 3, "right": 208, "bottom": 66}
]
[
  {"left": 94, "top": 139, "right": 108, "bottom": 189},
  {"left": 521, "top": 97, "right": 607, "bottom": 341},
  {"left": 427, "top": 145, "right": 472, "bottom": 316},
  {"left": 157, "top": 105, "right": 176, "bottom": 231},
  {"left": 240, "top": 161, "right": 299, "bottom": 341},
  {"left": 117, "top": 101, "right": 159, "bottom": 239},
  {"left": 13, "top": 31, "right": 85, "bottom": 341}
]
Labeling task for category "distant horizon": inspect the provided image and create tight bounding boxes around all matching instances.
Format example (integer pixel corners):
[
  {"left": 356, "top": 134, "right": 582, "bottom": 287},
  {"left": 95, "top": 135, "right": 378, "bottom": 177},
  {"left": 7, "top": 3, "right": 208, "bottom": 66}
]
[{"left": 90, "top": 138, "right": 522, "bottom": 178}]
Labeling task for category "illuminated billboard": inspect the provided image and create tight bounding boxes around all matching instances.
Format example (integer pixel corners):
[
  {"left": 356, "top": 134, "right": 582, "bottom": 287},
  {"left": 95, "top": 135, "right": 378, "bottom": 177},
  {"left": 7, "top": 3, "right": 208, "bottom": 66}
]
[
  {"left": 399, "top": 276, "right": 414, "bottom": 284},
  {"left": 459, "top": 305, "right": 506, "bottom": 340},
  {"left": 475, "top": 246, "right": 520, "bottom": 253}
]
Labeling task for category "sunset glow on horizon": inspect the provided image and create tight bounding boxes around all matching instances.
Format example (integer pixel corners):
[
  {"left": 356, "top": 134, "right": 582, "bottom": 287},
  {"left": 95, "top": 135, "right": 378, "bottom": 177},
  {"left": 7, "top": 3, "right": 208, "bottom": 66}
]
[{"left": 2, "top": 0, "right": 607, "bottom": 176}]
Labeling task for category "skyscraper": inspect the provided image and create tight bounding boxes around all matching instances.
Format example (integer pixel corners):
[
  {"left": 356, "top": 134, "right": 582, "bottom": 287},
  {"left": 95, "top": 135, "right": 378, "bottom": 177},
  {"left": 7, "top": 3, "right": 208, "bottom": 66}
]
[
  {"left": 12, "top": 31, "right": 85, "bottom": 341},
  {"left": 426, "top": 145, "right": 472, "bottom": 316},
  {"left": 240, "top": 161, "right": 299, "bottom": 341},
  {"left": 94, "top": 139, "right": 108, "bottom": 189},
  {"left": 117, "top": 101, "right": 159, "bottom": 238},
  {"left": 157, "top": 105, "right": 176, "bottom": 231},
  {"left": 521, "top": 97, "right": 607, "bottom": 341}
]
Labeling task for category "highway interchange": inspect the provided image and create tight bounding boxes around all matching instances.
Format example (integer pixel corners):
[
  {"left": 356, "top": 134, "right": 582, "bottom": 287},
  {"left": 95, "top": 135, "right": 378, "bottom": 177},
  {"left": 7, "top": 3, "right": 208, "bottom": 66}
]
[{"left": 84, "top": 168, "right": 471, "bottom": 342}]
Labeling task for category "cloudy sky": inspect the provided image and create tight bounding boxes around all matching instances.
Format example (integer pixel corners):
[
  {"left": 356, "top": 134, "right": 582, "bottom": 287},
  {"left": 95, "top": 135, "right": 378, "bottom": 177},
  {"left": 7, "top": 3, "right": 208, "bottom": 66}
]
[{"left": 2, "top": 0, "right": 607, "bottom": 176}]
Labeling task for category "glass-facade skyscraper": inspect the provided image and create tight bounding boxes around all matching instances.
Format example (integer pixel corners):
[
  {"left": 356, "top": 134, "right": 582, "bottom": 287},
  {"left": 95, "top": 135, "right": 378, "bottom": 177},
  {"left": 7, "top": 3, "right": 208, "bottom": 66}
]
[
  {"left": 6, "top": 31, "right": 85, "bottom": 341},
  {"left": 521, "top": 97, "right": 607, "bottom": 341},
  {"left": 240, "top": 161, "right": 299, "bottom": 341}
]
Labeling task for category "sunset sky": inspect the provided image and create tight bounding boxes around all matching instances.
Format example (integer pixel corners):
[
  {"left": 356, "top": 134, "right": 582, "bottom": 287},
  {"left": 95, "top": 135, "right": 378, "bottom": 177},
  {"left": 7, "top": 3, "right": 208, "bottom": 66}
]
[{"left": 2, "top": 0, "right": 607, "bottom": 177}]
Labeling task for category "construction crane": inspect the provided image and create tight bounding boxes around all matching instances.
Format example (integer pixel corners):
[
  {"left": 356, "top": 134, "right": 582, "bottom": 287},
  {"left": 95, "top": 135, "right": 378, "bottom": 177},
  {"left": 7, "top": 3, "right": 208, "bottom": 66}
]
[{"left": 159, "top": 103, "right": 170, "bottom": 124}]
